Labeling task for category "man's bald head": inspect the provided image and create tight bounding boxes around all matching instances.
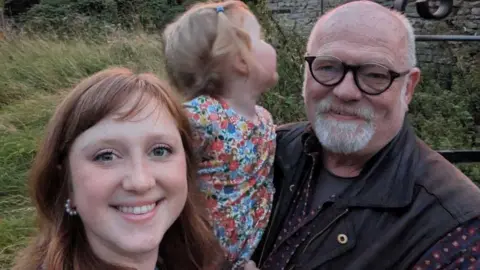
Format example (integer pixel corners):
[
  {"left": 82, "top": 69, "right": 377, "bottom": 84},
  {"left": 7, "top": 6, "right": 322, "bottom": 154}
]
[{"left": 307, "top": 1, "right": 416, "bottom": 68}]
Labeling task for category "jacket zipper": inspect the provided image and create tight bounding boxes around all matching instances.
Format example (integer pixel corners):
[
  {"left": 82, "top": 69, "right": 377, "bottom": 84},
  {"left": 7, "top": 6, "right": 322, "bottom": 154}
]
[
  {"left": 259, "top": 154, "right": 316, "bottom": 266},
  {"left": 258, "top": 186, "right": 282, "bottom": 265},
  {"left": 302, "top": 208, "right": 350, "bottom": 254}
]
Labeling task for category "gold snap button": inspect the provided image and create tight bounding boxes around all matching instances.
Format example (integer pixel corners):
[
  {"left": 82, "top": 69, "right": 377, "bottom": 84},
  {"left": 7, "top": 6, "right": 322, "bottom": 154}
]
[{"left": 337, "top": 233, "right": 348, "bottom": 244}]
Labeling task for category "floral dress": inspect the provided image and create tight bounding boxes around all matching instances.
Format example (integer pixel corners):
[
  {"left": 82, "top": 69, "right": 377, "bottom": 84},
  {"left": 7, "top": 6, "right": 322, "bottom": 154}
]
[{"left": 184, "top": 95, "right": 276, "bottom": 268}]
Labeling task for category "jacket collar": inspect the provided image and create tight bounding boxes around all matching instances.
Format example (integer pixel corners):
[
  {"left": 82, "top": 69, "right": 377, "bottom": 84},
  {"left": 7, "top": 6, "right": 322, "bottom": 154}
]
[{"left": 300, "top": 117, "right": 420, "bottom": 209}]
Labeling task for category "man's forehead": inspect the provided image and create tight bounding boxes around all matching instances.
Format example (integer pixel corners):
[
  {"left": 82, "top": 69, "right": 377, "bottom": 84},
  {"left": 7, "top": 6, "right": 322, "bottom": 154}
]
[
  {"left": 311, "top": 41, "right": 397, "bottom": 67},
  {"left": 308, "top": 2, "right": 408, "bottom": 57}
]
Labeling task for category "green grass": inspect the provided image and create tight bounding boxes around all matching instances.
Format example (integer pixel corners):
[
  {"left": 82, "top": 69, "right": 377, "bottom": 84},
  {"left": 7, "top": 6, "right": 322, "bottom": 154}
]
[
  {"left": 0, "top": 31, "right": 168, "bottom": 269},
  {"left": 0, "top": 89, "right": 66, "bottom": 267},
  {"left": 0, "top": 32, "right": 166, "bottom": 107}
]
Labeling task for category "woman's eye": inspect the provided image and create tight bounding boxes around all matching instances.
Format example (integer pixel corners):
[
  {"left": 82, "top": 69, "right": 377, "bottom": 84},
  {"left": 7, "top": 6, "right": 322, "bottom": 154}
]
[
  {"left": 94, "top": 151, "right": 117, "bottom": 162},
  {"left": 151, "top": 146, "right": 172, "bottom": 158}
]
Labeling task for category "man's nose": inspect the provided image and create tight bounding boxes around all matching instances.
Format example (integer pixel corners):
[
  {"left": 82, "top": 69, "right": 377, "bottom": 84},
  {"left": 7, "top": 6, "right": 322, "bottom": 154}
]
[
  {"left": 122, "top": 159, "right": 155, "bottom": 193},
  {"left": 332, "top": 71, "right": 363, "bottom": 102}
]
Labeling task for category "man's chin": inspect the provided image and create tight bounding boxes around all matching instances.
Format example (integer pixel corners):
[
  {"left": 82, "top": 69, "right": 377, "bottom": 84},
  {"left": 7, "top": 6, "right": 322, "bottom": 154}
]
[
  {"left": 316, "top": 118, "right": 364, "bottom": 132},
  {"left": 313, "top": 119, "right": 375, "bottom": 154}
]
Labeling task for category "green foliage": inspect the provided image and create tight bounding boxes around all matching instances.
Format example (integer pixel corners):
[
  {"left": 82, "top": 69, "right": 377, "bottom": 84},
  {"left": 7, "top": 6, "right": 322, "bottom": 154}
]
[
  {"left": 16, "top": 0, "right": 191, "bottom": 37},
  {"left": 0, "top": 98, "right": 48, "bottom": 268},
  {"left": 456, "top": 69, "right": 480, "bottom": 125},
  {"left": 0, "top": 32, "right": 165, "bottom": 106},
  {"left": 409, "top": 70, "right": 475, "bottom": 149},
  {"left": 250, "top": 0, "right": 307, "bottom": 124},
  {"left": 0, "top": 205, "right": 36, "bottom": 268},
  {"left": 406, "top": 67, "right": 480, "bottom": 183}
]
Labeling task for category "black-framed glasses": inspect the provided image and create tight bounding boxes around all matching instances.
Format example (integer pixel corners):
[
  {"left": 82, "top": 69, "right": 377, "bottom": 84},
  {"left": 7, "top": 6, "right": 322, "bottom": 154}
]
[{"left": 304, "top": 55, "right": 410, "bottom": 95}]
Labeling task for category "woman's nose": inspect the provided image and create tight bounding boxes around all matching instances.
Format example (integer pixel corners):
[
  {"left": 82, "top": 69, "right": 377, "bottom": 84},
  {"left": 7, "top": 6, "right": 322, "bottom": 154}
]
[{"left": 122, "top": 160, "right": 155, "bottom": 193}]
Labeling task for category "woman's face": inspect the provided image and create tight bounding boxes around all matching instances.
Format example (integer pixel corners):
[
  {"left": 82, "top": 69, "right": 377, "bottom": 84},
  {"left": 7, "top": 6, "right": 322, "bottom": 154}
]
[{"left": 67, "top": 97, "right": 188, "bottom": 264}]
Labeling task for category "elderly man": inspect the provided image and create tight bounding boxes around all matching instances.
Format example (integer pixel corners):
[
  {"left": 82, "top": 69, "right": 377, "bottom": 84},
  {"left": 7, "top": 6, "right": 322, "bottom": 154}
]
[{"left": 251, "top": 1, "right": 480, "bottom": 269}]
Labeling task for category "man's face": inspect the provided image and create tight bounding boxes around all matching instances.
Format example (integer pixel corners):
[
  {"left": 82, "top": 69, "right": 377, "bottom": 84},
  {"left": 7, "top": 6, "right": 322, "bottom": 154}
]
[{"left": 303, "top": 4, "right": 420, "bottom": 155}]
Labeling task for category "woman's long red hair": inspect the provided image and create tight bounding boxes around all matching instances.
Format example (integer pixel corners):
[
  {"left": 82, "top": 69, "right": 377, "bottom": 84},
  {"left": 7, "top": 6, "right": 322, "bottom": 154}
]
[{"left": 13, "top": 67, "right": 225, "bottom": 270}]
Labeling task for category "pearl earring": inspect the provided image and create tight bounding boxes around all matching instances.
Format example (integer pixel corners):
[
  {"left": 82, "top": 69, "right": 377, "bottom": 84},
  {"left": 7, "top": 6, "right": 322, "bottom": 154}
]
[{"left": 65, "top": 199, "right": 77, "bottom": 216}]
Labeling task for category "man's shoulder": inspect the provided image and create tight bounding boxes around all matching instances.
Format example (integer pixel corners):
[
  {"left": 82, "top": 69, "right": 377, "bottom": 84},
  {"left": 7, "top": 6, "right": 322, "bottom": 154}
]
[
  {"left": 273, "top": 121, "right": 310, "bottom": 173},
  {"left": 275, "top": 121, "right": 309, "bottom": 144},
  {"left": 414, "top": 138, "right": 480, "bottom": 222}
]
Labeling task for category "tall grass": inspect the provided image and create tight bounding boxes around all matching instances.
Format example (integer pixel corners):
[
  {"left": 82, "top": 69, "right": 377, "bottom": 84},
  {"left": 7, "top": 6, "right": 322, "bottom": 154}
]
[{"left": 0, "top": 32, "right": 165, "bottom": 107}]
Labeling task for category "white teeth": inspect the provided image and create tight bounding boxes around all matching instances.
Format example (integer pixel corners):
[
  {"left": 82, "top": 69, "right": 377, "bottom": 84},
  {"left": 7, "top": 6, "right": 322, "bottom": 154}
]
[{"left": 116, "top": 203, "right": 156, "bottom": 215}]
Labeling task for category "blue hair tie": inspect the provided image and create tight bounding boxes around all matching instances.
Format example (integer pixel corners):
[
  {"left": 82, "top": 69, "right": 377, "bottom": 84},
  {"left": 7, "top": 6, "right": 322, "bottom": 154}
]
[{"left": 216, "top": 6, "right": 224, "bottom": 13}]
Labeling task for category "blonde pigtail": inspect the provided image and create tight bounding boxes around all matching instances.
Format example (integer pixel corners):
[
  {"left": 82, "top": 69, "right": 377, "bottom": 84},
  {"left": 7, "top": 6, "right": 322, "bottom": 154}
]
[{"left": 162, "top": 0, "right": 255, "bottom": 100}]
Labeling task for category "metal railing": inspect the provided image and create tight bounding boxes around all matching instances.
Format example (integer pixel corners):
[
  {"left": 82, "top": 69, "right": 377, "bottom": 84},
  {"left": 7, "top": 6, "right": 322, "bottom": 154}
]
[
  {"left": 416, "top": 35, "right": 480, "bottom": 42},
  {"left": 438, "top": 150, "right": 480, "bottom": 164}
]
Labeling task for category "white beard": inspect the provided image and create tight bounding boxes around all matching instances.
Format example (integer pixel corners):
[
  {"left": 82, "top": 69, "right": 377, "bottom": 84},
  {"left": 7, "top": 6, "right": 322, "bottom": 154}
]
[{"left": 312, "top": 96, "right": 376, "bottom": 154}]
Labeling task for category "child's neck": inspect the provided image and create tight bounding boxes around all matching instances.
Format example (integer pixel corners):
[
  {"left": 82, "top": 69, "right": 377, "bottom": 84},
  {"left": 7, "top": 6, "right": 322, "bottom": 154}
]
[{"left": 222, "top": 81, "right": 260, "bottom": 121}]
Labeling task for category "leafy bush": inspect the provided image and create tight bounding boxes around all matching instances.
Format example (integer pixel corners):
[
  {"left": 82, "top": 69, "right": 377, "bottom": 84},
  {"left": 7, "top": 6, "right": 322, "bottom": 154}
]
[
  {"left": 250, "top": 1, "right": 307, "bottom": 124},
  {"left": 409, "top": 70, "right": 475, "bottom": 149},
  {"left": 14, "top": 0, "right": 193, "bottom": 37}
]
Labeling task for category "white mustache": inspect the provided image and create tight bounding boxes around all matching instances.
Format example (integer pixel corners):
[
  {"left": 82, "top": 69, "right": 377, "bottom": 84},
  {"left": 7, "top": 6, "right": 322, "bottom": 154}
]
[{"left": 315, "top": 97, "right": 374, "bottom": 121}]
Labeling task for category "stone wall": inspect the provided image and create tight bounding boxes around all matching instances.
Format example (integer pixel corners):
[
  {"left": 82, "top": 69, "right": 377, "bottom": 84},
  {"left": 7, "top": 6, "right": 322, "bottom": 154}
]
[{"left": 266, "top": 0, "right": 479, "bottom": 75}]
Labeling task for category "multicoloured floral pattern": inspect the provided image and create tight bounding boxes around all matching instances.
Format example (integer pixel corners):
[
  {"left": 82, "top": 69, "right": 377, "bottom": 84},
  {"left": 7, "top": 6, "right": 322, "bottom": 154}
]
[{"left": 184, "top": 95, "right": 276, "bottom": 268}]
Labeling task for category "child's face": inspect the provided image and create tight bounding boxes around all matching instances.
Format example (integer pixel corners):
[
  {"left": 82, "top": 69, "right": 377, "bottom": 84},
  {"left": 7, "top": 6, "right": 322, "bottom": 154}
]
[{"left": 242, "top": 12, "right": 278, "bottom": 91}]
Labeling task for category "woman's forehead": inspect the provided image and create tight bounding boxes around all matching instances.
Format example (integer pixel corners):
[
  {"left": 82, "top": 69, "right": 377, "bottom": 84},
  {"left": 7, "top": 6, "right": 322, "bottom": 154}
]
[{"left": 72, "top": 97, "right": 178, "bottom": 144}]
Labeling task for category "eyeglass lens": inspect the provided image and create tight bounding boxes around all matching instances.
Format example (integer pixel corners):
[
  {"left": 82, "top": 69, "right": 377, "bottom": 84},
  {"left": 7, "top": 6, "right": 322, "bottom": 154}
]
[{"left": 310, "top": 57, "right": 393, "bottom": 94}]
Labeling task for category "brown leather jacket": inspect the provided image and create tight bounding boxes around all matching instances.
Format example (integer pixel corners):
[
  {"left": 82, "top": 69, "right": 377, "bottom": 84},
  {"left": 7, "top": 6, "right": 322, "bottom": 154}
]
[{"left": 252, "top": 119, "right": 480, "bottom": 270}]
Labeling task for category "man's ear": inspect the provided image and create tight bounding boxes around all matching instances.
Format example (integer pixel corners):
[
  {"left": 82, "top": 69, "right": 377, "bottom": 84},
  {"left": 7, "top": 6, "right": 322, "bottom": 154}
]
[
  {"left": 404, "top": 67, "right": 421, "bottom": 105},
  {"left": 231, "top": 52, "right": 249, "bottom": 76}
]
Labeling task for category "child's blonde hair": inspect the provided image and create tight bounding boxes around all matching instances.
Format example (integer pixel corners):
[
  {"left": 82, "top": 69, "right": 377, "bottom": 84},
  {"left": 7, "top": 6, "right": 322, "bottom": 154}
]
[{"left": 163, "top": 0, "right": 256, "bottom": 100}]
